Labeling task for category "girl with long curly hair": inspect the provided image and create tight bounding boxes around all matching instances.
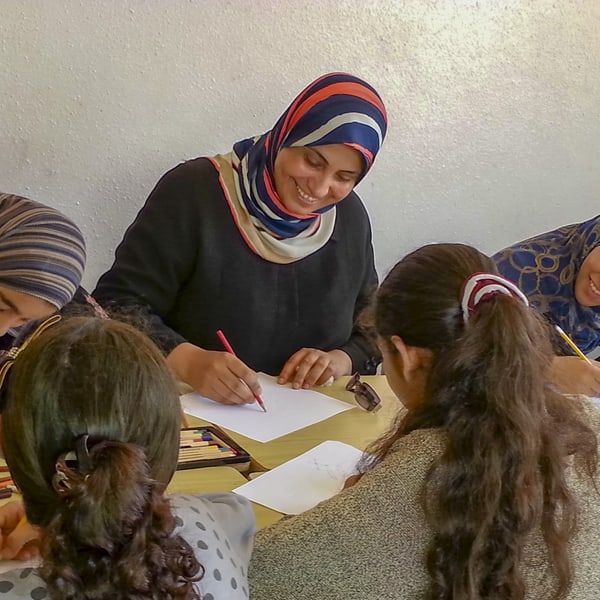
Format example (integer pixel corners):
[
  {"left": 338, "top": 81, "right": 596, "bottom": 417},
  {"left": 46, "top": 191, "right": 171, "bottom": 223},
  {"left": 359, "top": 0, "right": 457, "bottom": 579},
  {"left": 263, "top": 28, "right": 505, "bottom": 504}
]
[
  {"left": 249, "top": 243, "right": 600, "bottom": 599},
  {"left": 0, "top": 316, "right": 254, "bottom": 599}
]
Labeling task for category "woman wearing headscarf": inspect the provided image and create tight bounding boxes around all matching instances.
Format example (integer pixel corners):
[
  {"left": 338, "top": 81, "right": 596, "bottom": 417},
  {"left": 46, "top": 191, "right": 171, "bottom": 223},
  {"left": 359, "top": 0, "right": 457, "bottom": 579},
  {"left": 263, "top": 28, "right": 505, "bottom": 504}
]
[
  {"left": 494, "top": 215, "right": 600, "bottom": 396},
  {"left": 94, "top": 72, "right": 388, "bottom": 405},
  {"left": 0, "top": 193, "right": 86, "bottom": 343}
]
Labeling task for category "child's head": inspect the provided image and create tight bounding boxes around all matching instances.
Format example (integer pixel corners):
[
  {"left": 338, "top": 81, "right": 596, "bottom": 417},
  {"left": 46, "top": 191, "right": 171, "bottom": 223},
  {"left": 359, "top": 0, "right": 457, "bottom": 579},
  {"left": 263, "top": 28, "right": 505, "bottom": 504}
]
[
  {"left": 375, "top": 243, "right": 494, "bottom": 351},
  {"left": 1, "top": 316, "right": 201, "bottom": 598},
  {"left": 374, "top": 243, "right": 552, "bottom": 408},
  {"left": 2, "top": 316, "right": 180, "bottom": 525}
]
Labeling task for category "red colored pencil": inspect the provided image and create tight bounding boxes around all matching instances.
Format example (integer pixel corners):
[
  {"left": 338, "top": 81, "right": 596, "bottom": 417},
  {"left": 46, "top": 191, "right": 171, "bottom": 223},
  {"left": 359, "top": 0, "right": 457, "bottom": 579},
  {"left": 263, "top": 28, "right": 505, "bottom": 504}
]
[{"left": 216, "top": 330, "right": 267, "bottom": 413}]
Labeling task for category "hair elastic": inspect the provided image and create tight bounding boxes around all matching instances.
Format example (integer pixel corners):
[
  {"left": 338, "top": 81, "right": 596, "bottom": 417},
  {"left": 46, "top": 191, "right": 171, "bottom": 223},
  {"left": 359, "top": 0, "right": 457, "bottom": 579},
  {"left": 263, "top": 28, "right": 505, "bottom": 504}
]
[
  {"left": 51, "top": 434, "right": 98, "bottom": 497},
  {"left": 461, "top": 272, "right": 529, "bottom": 323}
]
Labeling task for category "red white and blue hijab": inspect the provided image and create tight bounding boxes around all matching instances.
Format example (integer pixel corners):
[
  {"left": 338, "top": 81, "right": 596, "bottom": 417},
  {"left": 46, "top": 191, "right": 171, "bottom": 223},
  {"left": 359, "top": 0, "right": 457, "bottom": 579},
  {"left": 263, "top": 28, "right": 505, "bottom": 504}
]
[{"left": 210, "top": 73, "right": 387, "bottom": 263}]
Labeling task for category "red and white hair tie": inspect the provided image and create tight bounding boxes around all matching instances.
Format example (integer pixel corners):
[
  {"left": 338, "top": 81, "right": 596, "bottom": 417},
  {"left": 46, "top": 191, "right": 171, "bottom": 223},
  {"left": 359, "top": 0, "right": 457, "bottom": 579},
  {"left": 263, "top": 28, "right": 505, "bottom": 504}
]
[{"left": 461, "top": 272, "right": 529, "bottom": 323}]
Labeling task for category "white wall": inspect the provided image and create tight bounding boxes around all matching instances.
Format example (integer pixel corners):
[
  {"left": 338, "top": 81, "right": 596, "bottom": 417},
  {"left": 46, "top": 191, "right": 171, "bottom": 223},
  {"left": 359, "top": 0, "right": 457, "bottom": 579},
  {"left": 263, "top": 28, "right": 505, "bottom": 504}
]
[{"left": 2, "top": 0, "right": 599, "bottom": 289}]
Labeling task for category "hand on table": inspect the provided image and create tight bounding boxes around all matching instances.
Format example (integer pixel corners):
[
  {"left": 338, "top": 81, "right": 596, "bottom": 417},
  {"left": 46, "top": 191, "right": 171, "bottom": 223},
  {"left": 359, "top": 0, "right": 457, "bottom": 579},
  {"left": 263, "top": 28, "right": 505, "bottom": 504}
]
[
  {"left": 278, "top": 348, "right": 352, "bottom": 389},
  {"left": 0, "top": 501, "right": 39, "bottom": 561},
  {"left": 552, "top": 356, "right": 600, "bottom": 396},
  {"left": 167, "top": 343, "right": 261, "bottom": 405}
]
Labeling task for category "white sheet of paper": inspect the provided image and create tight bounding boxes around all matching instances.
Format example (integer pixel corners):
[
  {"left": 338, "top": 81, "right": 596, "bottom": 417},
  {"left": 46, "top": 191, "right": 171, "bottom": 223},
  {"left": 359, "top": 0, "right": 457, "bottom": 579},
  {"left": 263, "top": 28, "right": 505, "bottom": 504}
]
[
  {"left": 180, "top": 373, "right": 354, "bottom": 443},
  {"left": 233, "top": 440, "right": 364, "bottom": 514},
  {"left": 591, "top": 397, "right": 600, "bottom": 408}
]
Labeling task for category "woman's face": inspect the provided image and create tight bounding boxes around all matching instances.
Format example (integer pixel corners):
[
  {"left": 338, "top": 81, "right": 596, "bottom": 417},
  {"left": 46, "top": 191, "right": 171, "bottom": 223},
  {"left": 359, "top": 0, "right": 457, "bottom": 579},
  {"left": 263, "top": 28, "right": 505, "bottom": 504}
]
[
  {"left": 0, "top": 285, "right": 56, "bottom": 335},
  {"left": 574, "top": 247, "right": 600, "bottom": 307},
  {"left": 273, "top": 144, "right": 363, "bottom": 215}
]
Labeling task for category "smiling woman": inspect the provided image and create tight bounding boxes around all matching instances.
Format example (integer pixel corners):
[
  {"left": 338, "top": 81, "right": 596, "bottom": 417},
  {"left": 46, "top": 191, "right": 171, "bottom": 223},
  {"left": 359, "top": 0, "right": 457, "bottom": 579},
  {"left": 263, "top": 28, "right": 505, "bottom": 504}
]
[
  {"left": 0, "top": 194, "right": 86, "bottom": 340},
  {"left": 494, "top": 215, "right": 600, "bottom": 395},
  {"left": 94, "top": 72, "right": 388, "bottom": 406},
  {"left": 494, "top": 215, "right": 600, "bottom": 350},
  {"left": 273, "top": 144, "right": 363, "bottom": 215}
]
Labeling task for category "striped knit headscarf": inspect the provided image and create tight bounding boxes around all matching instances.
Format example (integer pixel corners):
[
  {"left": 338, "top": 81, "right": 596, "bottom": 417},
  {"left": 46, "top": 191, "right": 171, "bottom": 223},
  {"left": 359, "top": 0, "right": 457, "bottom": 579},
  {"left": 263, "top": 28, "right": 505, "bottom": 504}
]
[
  {"left": 0, "top": 194, "right": 86, "bottom": 309},
  {"left": 210, "top": 72, "right": 387, "bottom": 263}
]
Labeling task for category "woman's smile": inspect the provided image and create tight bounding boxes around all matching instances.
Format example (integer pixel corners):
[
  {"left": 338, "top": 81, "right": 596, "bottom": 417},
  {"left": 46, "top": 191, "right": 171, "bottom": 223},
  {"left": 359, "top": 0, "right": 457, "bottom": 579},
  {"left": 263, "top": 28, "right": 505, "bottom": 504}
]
[
  {"left": 588, "top": 277, "right": 600, "bottom": 299},
  {"left": 273, "top": 145, "right": 362, "bottom": 216},
  {"left": 295, "top": 184, "right": 320, "bottom": 206}
]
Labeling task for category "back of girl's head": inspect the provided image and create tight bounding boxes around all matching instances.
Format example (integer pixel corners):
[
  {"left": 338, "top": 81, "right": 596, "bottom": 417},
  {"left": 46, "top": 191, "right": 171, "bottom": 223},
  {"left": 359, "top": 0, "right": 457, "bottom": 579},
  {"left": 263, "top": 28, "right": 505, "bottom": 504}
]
[
  {"left": 2, "top": 317, "right": 200, "bottom": 599},
  {"left": 3, "top": 316, "right": 180, "bottom": 523},
  {"left": 376, "top": 243, "right": 558, "bottom": 416},
  {"left": 372, "top": 243, "right": 597, "bottom": 600},
  {"left": 376, "top": 242, "right": 546, "bottom": 352}
]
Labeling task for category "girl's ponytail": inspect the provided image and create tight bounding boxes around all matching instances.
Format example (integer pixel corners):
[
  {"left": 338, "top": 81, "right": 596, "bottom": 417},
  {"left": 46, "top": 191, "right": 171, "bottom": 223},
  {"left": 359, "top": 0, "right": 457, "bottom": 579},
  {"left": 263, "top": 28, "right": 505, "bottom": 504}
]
[{"left": 41, "top": 438, "right": 202, "bottom": 599}]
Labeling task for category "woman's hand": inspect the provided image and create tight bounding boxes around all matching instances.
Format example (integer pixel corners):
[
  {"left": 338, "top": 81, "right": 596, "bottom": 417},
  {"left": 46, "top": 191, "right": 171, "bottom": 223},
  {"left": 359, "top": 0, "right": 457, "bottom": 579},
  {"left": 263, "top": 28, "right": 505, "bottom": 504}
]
[
  {"left": 278, "top": 348, "right": 352, "bottom": 389},
  {"left": 552, "top": 356, "right": 600, "bottom": 397},
  {"left": 0, "top": 501, "right": 40, "bottom": 561},
  {"left": 167, "top": 343, "right": 261, "bottom": 405}
]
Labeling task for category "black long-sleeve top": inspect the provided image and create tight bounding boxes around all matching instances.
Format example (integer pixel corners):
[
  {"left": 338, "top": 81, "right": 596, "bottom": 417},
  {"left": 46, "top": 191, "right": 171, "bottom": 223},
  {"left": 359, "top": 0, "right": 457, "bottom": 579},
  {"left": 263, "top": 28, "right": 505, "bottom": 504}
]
[{"left": 94, "top": 158, "right": 379, "bottom": 375}]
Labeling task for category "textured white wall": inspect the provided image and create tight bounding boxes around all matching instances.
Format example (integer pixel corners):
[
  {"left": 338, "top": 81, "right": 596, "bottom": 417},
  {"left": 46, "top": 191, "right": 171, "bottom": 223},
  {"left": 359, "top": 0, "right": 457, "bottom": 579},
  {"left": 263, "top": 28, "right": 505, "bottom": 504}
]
[{"left": 1, "top": 0, "right": 599, "bottom": 289}]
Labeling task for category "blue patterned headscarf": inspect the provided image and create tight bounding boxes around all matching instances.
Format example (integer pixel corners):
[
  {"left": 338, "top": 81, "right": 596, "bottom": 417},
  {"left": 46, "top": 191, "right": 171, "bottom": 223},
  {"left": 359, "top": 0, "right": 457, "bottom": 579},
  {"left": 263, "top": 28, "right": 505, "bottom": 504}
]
[
  {"left": 232, "top": 72, "right": 388, "bottom": 240},
  {"left": 493, "top": 215, "right": 600, "bottom": 352},
  {"left": 0, "top": 194, "right": 86, "bottom": 309}
]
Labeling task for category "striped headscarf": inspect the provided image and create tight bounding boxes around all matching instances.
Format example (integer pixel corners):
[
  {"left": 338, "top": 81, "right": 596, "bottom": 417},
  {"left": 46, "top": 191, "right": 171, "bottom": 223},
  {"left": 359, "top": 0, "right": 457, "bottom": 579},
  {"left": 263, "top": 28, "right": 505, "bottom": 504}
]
[
  {"left": 210, "top": 72, "right": 387, "bottom": 263},
  {"left": 493, "top": 215, "right": 600, "bottom": 352},
  {"left": 0, "top": 194, "right": 86, "bottom": 309}
]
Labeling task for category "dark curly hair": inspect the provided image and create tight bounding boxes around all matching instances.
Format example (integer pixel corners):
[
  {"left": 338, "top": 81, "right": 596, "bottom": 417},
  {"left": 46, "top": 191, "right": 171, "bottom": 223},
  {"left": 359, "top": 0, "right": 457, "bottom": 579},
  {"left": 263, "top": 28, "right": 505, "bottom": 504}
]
[
  {"left": 2, "top": 316, "right": 203, "bottom": 599},
  {"left": 364, "top": 243, "right": 598, "bottom": 600}
]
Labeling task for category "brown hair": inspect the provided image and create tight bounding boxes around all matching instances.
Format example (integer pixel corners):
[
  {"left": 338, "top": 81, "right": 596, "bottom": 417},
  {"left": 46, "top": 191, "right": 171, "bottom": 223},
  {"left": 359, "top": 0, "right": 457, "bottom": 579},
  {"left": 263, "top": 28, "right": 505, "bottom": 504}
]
[
  {"left": 2, "top": 316, "right": 202, "bottom": 599},
  {"left": 366, "top": 243, "right": 597, "bottom": 600}
]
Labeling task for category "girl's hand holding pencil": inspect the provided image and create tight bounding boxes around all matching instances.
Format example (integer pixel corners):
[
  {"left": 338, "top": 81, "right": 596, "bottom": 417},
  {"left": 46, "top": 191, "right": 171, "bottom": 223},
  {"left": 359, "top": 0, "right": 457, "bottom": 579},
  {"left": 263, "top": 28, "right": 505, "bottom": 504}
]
[
  {"left": 552, "top": 326, "right": 600, "bottom": 397},
  {"left": 552, "top": 356, "right": 600, "bottom": 397}
]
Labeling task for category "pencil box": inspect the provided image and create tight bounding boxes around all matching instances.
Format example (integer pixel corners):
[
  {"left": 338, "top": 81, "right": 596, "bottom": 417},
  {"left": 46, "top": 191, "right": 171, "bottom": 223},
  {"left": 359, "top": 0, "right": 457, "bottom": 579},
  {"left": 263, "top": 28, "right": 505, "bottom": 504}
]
[{"left": 176, "top": 426, "right": 251, "bottom": 472}]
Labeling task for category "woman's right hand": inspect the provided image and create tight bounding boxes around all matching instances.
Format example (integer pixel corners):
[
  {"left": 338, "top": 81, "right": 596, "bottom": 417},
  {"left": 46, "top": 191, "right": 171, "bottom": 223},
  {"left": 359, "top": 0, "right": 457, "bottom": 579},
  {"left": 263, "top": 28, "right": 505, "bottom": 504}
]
[
  {"left": 0, "top": 501, "right": 40, "bottom": 561},
  {"left": 167, "top": 342, "right": 261, "bottom": 405},
  {"left": 552, "top": 356, "right": 600, "bottom": 397}
]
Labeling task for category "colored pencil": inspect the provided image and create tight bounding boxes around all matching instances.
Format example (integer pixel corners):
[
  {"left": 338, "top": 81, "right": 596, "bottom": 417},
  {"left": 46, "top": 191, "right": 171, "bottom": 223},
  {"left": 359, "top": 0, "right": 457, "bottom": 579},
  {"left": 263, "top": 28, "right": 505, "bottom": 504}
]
[
  {"left": 216, "top": 329, "right": 267, "bottom": 412},
  {"left": 555, "top": 325, "right": 593, "bottom": 364}
]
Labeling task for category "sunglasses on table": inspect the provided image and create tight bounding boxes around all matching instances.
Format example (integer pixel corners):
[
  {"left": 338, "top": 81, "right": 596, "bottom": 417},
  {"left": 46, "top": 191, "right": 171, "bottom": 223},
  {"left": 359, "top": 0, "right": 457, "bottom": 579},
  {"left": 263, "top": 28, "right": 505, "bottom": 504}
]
[{"left": 345, "top": 372, "right": 381, "bottom": 412}]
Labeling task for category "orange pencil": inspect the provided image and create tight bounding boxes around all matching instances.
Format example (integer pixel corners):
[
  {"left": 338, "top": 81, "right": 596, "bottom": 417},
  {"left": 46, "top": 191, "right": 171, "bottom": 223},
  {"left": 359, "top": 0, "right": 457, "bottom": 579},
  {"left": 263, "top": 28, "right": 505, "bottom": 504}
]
[{"left": 216, "top": 330, "right": 267, "bottom": 413}]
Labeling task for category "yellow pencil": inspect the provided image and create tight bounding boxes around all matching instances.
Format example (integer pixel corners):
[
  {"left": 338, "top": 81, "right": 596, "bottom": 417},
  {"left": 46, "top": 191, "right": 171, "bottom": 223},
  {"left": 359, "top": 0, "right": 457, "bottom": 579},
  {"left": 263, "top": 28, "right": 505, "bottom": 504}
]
[{"left": 555, "top": 325, "right": 593, "bottom": 365}]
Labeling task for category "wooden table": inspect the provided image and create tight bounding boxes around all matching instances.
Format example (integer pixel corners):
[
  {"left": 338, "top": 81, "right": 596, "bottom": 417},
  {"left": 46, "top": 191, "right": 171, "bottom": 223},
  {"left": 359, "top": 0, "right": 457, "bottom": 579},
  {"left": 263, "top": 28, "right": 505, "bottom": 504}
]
[
  {"left": 183, "top": 375, "right": 402, "bottom": 471},
  {"left": 1, "top": 377, "right": 400, "bottom": 536},
  {"left": 167, "top": 466, "right": 282, "bottom": 529}
]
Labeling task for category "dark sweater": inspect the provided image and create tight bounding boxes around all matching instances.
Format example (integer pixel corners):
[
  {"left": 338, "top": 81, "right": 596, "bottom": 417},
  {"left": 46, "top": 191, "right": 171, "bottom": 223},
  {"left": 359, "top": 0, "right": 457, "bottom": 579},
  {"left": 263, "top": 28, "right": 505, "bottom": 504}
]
[{"left": 94, "top": 158, "right": 379, "bottom": 375}]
